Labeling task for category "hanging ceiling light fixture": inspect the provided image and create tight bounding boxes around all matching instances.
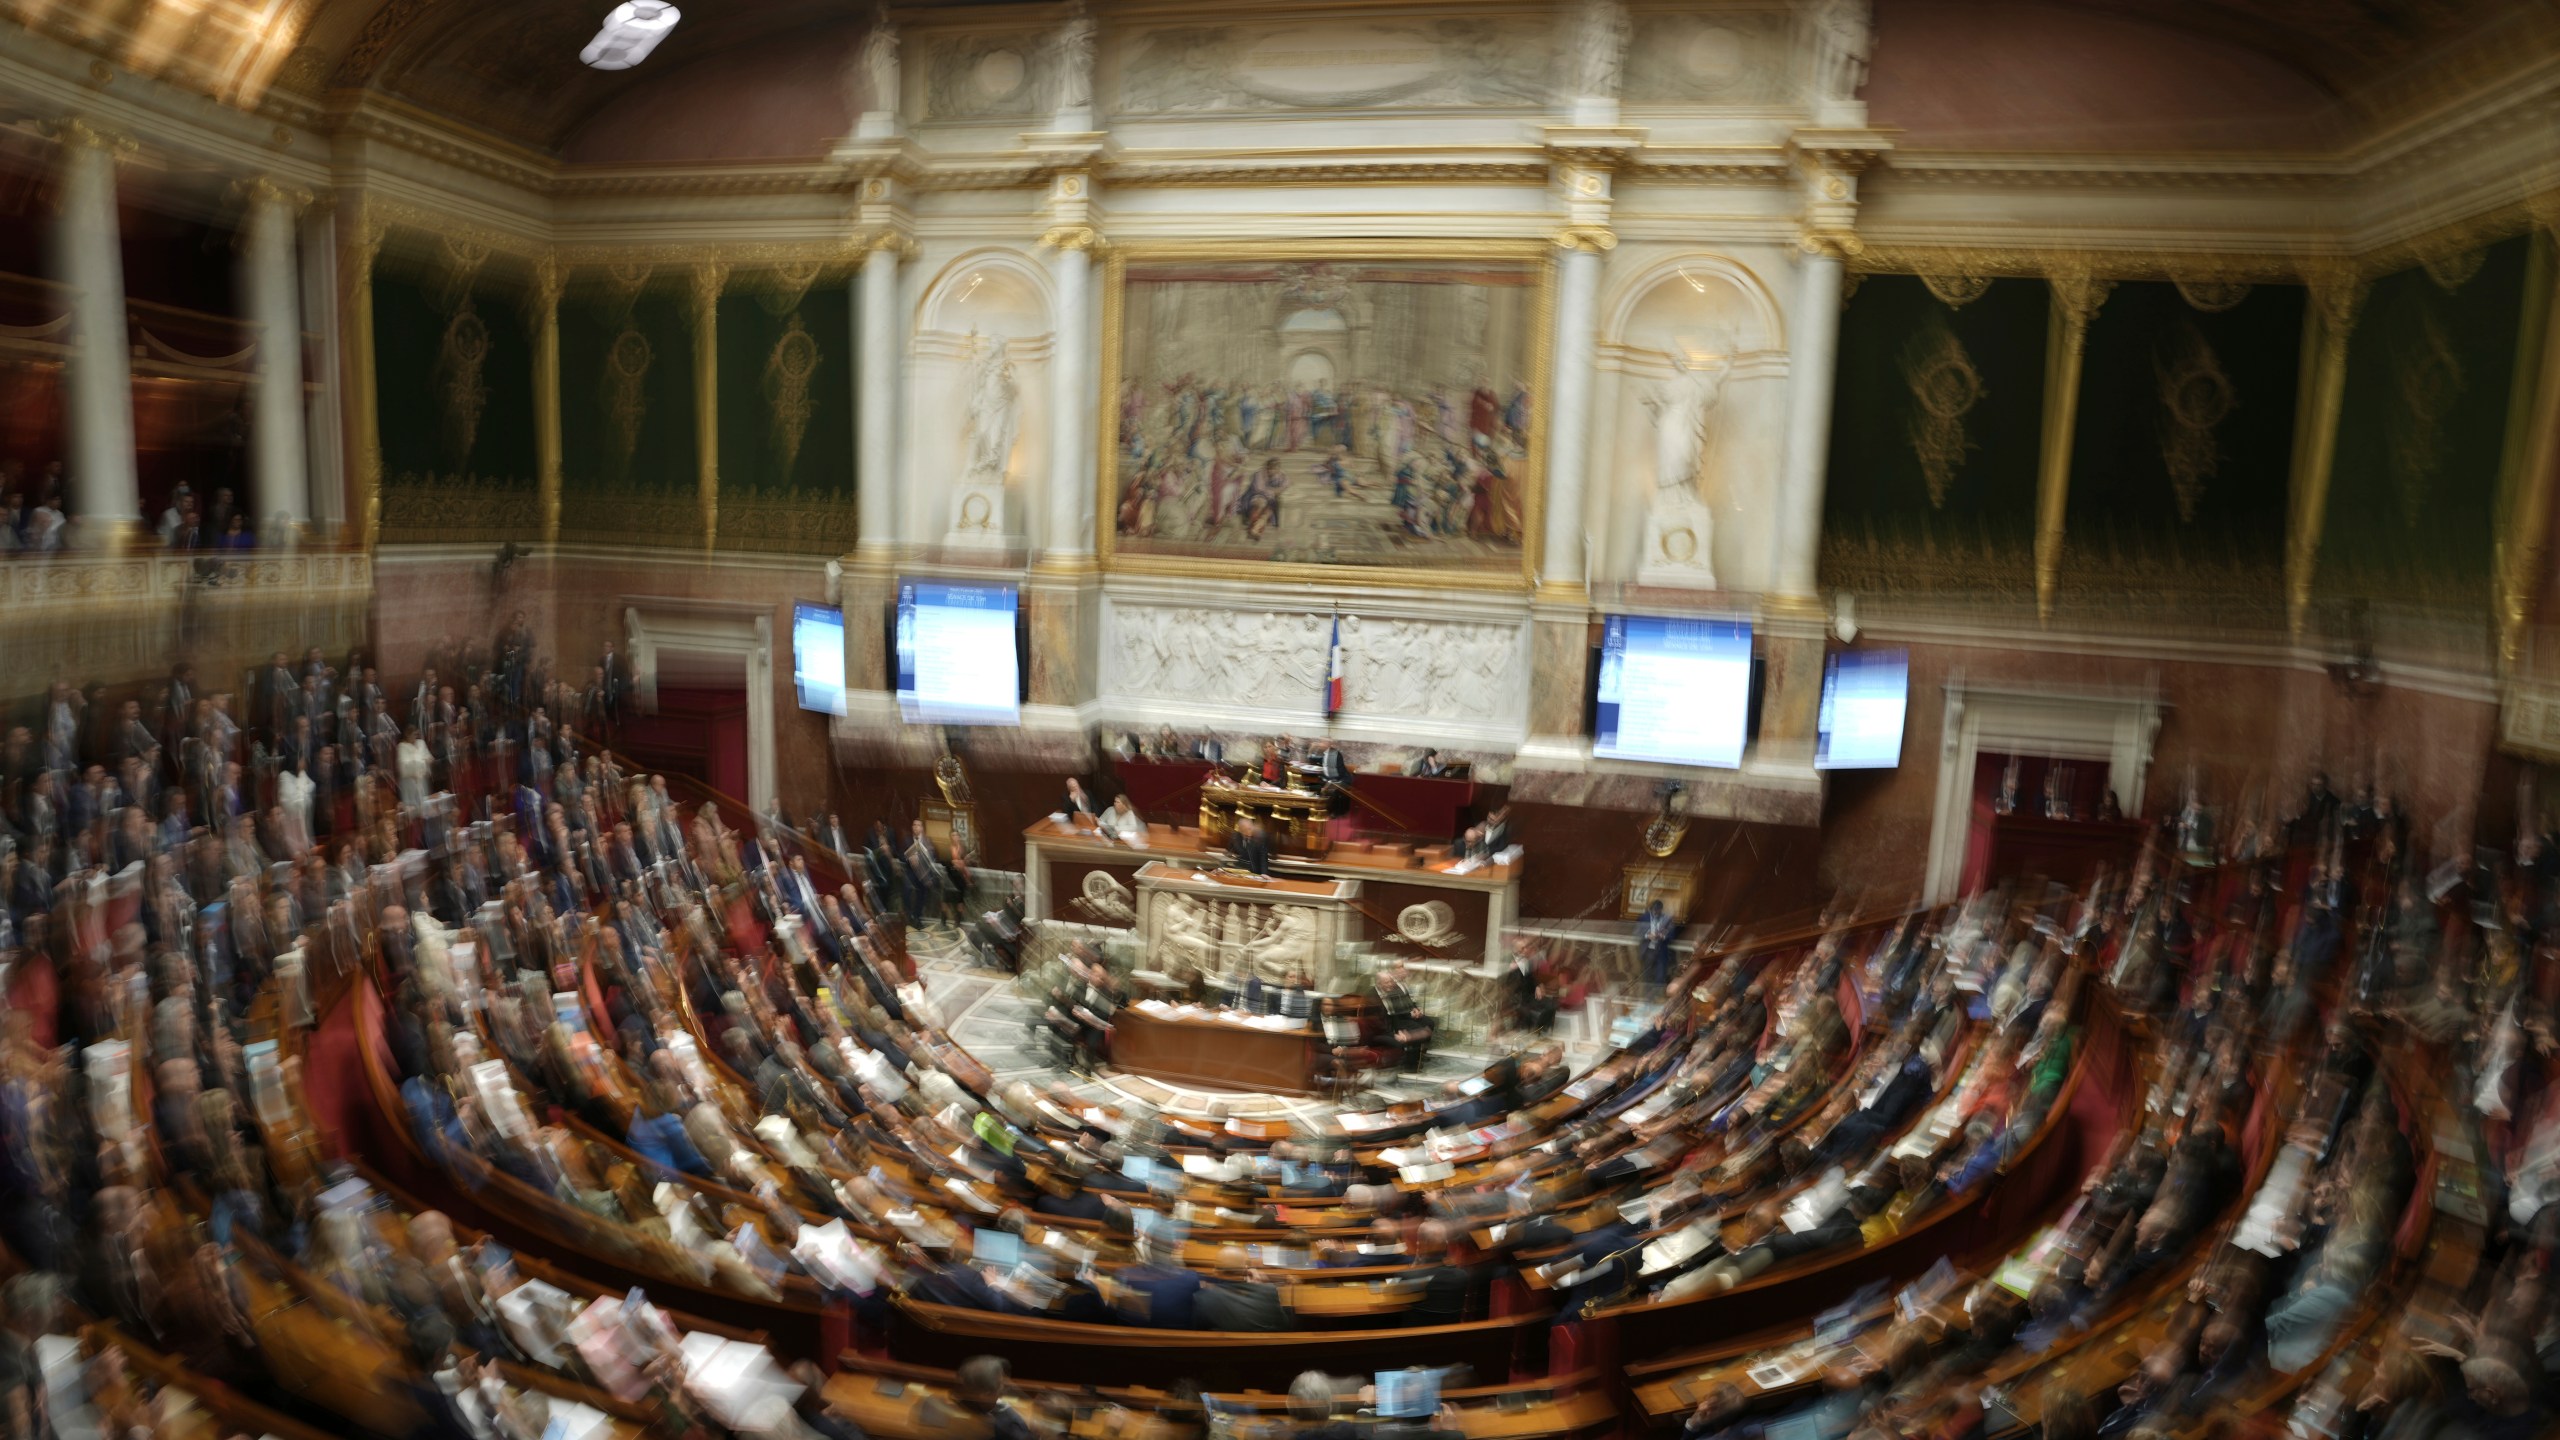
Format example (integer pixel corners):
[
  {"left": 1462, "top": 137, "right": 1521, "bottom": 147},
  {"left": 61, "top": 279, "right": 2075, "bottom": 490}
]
[{"left": 581, "top": 1, "right": 682, "bottom": 70}]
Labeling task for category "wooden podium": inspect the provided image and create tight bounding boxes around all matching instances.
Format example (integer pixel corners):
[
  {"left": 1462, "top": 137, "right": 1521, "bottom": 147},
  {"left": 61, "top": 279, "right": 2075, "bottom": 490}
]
[
  {"left": 1197, "top": 777, "right": 1333, "bottom": 850},
  {"left": 1111, "top": 1003, "right": 1321, "bottom": 1095}
]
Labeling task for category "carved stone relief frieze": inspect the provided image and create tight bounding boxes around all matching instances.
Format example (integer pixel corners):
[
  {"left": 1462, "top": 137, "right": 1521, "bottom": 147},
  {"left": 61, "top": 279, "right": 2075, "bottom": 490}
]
[
  {"left": 918, "top": 31, "right": 1046, "bottom": 122},
  {"left": 1620, "top": 9, "right": 1790, "bottom": 108},
  {"left": 1101, "top": 602, "right": 1528, "bottom": 734},
  {"left": 1112, "top": 18, "right": 1551, "bottom": 115}
]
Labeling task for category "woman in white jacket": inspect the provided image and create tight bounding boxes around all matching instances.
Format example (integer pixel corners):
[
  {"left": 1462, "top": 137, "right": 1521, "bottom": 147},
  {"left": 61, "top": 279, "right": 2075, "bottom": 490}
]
[{"left": 396, "top": 725, "right": 432, "bottom": 808}]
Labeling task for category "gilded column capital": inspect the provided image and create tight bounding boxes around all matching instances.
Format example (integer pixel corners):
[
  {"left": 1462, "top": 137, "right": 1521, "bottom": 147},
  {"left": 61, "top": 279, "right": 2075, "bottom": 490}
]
[
  {"left": 232, "top": 175, "right": 315, "bottom": 213},
  {"left": 860, "top": 228, "right": 921, "bottom": 261},
  {"left": 1039, "top": 224, "right": 1106, "bottom": 255},
  {"left": 529, "top": 252, "right": 567, "bottom": 312},
  {"left": 53, "top": 117, "right": 139, "bottom": 160},
  {"left": 1797, "top": 227, "right": 1864, "bottom": 260},
  {"left": 2530, "top": 189, "right": 2560, "bottom": 240},
  {"left": 2301, "top": 261, "right": 2368, "bottom": 351},
  {"left": 689, "top": 260, "right": 731, "bottom": 319},
  {"left": 2047, "top": 267, "right": 2114, "bottom": 352},
  {"left": 1553, "top": 225, "right": 1617, "bottom": 254}
]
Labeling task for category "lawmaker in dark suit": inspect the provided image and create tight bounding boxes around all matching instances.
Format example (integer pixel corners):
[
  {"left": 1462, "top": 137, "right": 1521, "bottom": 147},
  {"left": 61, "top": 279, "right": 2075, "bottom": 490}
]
[
  {"left": 1193, "top": 1247, "right": 1288, "bottom": 1331},
  {"left": 1318, "top": 742, "right": 1350, "bottom": 785},
  {"left": 1060, "top": 777, "right": 1100, "bottom": 819},
  {"left": 1230, "top": 816, "right": 1273, "bottom": 877}
]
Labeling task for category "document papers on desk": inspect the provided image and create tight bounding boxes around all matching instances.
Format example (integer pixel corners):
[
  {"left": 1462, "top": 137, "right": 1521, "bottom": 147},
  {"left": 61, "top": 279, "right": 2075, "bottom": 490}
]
[{"left": 1640, "top": 1220, "right": 1718, "bottom": 1276}]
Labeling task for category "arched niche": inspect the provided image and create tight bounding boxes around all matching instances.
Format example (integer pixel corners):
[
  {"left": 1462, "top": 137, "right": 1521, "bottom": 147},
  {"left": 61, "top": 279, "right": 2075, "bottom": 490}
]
[
  {"left": 1593, "top": 253, "right": 1792, "bottom": 593},
  {"left": 908, "top": 249, "right": 1056, "bottom": 546}
]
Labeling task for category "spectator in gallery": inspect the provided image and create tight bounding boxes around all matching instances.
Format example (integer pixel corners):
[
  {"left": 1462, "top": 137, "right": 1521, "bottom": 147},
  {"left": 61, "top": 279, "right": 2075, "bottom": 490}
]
[
  {"left": 220, "top": 512, "right": 255, "bottom": 550},
  {"left": 24, "top": 495, "right": 65, "bottom": 552}
]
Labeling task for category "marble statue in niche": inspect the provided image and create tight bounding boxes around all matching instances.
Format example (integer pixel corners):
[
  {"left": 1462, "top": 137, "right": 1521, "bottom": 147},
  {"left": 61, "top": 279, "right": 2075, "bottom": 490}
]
[
  {"left": 962, "top": 330, "right": 1019, "bottom": 484},
  {"left": 1803, "top": 0, "right": 1871, "bottom": 117},
  {"left": 1052, "top": 0, "right": 1095, "bottom": 118},
  {"left": 1639, "top": 352, "right": 1731, "bottom": 588},
  {"left": 945, "top": 330, "right": 1017, "bottom": 547},
  {"left": 1570, "top": 0, "right": 1630, "bottom": 102},
  {"left": 854, "top": 7, "right": 899, "bottom": 135}
]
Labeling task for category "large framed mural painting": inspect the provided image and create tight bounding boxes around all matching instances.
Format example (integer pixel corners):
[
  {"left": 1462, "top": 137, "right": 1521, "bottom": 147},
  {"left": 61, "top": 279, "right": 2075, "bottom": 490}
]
[{"left": 1099, "top": 241, "right": 1549, "bottom": 587}]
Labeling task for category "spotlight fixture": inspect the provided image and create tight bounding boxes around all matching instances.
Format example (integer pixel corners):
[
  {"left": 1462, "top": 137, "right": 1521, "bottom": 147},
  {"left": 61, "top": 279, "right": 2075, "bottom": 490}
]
[{"left": 581, "top": 1, "right": 681, "bottom": 71}]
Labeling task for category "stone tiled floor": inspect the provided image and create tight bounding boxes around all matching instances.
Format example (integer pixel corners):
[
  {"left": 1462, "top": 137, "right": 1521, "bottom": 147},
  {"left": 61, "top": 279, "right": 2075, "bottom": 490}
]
[{"left": 903, "top": 923, "right": 1618, "bottom": 1125}]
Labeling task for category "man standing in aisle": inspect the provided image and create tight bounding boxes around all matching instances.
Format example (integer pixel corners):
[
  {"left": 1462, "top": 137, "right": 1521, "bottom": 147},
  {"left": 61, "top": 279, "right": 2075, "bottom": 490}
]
[{"left": 1229, "top": 815, "right": 1272, "bottom": 877}]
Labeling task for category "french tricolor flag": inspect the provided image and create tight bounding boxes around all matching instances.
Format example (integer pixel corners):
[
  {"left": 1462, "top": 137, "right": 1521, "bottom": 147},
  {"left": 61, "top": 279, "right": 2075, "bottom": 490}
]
[{"left": 1324, "top": 615, "right": 1345, "bottom": 719}]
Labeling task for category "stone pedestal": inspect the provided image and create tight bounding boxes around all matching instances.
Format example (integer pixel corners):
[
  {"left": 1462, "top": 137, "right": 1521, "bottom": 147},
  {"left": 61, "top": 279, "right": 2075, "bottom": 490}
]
[
  {"left": 1023, "top": 569, "right": 1096, "bottom": 708},
  {"left": 1755, "top": 599, "right": 1829, "bottom": 768},
  {"left": 942, "top": 483, "right": 1009, "bottom": 549},
  {"left": 1636, "top": 489, "right": 1718, "bottom": 589},
  {"left": 1524, "top": 603, "right": 1594, "bottom": 747},
  {"left": 840, "top": 558, "right": 897, "bottom": 694}
]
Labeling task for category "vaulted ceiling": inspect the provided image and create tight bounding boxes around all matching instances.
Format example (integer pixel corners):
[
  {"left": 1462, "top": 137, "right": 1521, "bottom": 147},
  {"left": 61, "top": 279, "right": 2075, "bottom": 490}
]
[{"left": 1, "top": 0, "right": 2546, "bottom": 157}]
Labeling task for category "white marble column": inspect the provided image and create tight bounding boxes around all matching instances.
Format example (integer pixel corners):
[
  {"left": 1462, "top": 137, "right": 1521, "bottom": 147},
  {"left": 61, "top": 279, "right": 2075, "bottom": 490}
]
[
  {"left": 1538, "top": 238, "right": 1604, "bottom": 595},
  {"left": 239, "top": 179, "right": 309, "bottom": 534},
  {"left": 1773, "top": 244, "right": 1845, "bottom": 598},
  {"left": 856, "top": 239, "right": 902, "bottom": 555},
  {"left": 296, "top": 208, "right": 345, "bottom": 538},
  {"left": 1044, "top": 234, "right": 1095, "bottom": 561},
  {"left": 50, "top": 122, "right": 139, "bottom": 546}
]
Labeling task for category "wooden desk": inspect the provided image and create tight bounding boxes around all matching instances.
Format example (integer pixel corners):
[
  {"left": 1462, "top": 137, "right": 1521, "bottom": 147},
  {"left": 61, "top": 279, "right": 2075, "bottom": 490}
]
[
  {"left": 1113, "top": 758, "right": 1219, "bottom": 819},
  {"left": 1023, "top": 823, "right": 1520, "bottom": 968},
  {"left": 1113, "top": 1004, "right": 1322, "bottom": 1095},
  {"left": 1347, "top": 771, "right": 1479, "bottom": 842}
]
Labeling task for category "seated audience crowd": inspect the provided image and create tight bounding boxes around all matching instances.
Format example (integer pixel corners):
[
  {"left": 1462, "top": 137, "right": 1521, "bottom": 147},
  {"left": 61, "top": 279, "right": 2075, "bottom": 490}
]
[{"left": 1, "top": 618, "right": 2556, "bottom": 1440}]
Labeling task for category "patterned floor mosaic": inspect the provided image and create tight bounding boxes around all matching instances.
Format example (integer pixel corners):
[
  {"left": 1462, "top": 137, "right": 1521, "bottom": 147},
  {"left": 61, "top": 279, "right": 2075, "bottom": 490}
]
[{"left": 901, "top": 923, "right": 1618, "bottom": 1125}]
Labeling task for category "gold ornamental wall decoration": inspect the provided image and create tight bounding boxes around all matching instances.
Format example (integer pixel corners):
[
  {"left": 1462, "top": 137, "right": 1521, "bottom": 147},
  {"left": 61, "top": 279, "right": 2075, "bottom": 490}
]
[
  {"left": 434, "top": 301, "right": 491, "bottom": 465},
  {"left": 1918, "top": 273, "right": 1992, "bottom": 309},
  {"left": 603, "top": 326, "right": 655, "bottom": 476},
  {"left": 601, "top": 261, "right": 655, "bottom": 322},
  {"left": 2154, "top": 322, "right": 2235, "bottom": 523},
  {"left": 763, "top": 312, "right": 821, "bottom": 480},
  {"left": 1902, "top": 319, "right": 1985, "bottom": 508},
  {"left": 2421, "top": 246, "right": 2486, "bottom": 293},
  {"left": 757, "top": 260, "right": 826, "bottom": 317},
  {"left": 2388, "top": 307, "right": 2465, "bottom": 531},
  {"left": 2172, "top": 278, "right": 2252, "bottom": 313}
]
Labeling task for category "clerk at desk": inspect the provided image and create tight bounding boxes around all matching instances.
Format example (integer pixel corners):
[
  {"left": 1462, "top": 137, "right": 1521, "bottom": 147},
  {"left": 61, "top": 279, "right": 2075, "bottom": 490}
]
[
  {"left": 1060, "top": 776, "right": 1100, "bottom": 820},
  {"left": 1317, "top": 740, "right": 1350, "bottom": 786},
  {"left": 1230, "top": 815, "right": 1273, "bottom": 876}
]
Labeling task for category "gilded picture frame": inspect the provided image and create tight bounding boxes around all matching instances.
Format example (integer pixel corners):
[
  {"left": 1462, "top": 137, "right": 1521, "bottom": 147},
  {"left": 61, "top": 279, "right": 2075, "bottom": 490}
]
[
  {"left": 1096, "top": 238, "right": 1553, "bottom": 591},
  {"left": 1620, "top": 860, "right": 1699, "bottom": 921}
]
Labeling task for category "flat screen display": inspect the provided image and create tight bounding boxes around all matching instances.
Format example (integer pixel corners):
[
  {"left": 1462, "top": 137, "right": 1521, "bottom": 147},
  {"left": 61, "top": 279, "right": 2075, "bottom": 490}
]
[
  {"left": 791, "top": 603, "right": 848, "bottom": 716},
  {"left": 1592, "top": 615, "right": 1752, "bottom": 769},
  {"left": 1816, "top": 648, "right": 1909, "bottom": 770},
  {"left": 1375, "top": 1369, "right": 1442, "bottom": 1420},
  {"left": 895, "top": 581, "right": 1019, "bottom": 726}
]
